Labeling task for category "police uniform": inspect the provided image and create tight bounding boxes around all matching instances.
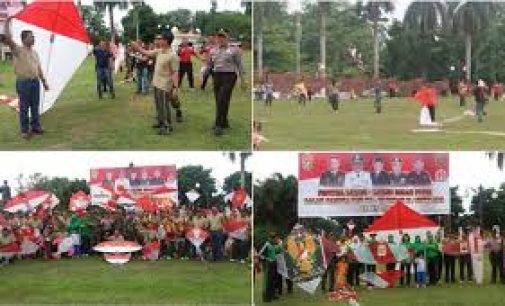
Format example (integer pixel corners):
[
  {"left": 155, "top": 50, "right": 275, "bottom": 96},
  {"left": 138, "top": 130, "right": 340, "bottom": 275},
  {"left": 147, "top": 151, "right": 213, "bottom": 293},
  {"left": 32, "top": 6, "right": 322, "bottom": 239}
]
[
  {"left": 320, "top": 171, "right": 345, "bottom": 187},
  {"left": 371, "top": 171, "right": 390, "bottom": 185},
  {"left": 374, "top": 85, "right": 382, "bottom": 113},
  {"left": 389, "top": 173, "right": 408, "bottom": 186},
  {"left": 209, "top": 29, "right": 245, "bottom": 135},
  {"left": 407, "top": 171, "right": 431, "bottom": 185},
  {"left": 345, "top": 155, "right": 372, "bottom": 189}
]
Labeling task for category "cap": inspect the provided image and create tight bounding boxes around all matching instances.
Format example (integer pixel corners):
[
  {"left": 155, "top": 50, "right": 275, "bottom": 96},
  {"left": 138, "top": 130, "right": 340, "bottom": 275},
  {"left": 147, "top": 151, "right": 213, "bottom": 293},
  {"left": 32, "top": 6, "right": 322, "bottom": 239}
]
[
  {"left": 373, "top": 156, "right": 384, "bottom": 163},
  {"left": 351, "top": 154, "right": 364, "bottom": 163},
  {"left": 391, "top": 157, "right": 403, "bottom": 163}
]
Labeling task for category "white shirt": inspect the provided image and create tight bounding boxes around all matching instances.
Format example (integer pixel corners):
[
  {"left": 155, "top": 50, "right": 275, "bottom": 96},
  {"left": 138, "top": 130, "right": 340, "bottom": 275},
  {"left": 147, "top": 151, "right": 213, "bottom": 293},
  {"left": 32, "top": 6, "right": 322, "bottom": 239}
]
[
  {"left": 344, "top": 171, "right": 372, "bottom": 189},
  {"left": 415, "top": 257, "right": 426, "bottom": 272}
]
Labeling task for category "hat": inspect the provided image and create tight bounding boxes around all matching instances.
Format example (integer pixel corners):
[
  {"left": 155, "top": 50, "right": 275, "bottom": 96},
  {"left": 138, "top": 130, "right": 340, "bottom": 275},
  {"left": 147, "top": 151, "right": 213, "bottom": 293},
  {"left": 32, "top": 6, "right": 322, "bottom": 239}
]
[
  {"left": 391, "top": 157, "right": 403, "bottom": 163},
  {"left": 351, "top": 154, "right": 364, "bottom": 164},
  {"left": 160, "top": 31, "right": 174, "bottom": 43},
  {"left": 216, "top": 28, "right": 229, "bottom": 38},
  {"left": 373, "top": 156, "right": 384, "bottom": 163}
]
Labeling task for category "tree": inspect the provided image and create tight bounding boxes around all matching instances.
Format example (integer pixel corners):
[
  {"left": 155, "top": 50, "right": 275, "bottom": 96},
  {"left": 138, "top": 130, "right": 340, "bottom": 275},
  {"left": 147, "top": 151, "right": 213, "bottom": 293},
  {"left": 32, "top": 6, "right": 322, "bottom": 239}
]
[
  {"left": 226, "top": 152, "right": 252, "bottom": 189},
  {"left": 121, "top": 3, "right": 159, "bottom": 42},
  {"left": 449, "top": 186, "right": 465, "bottom": 230},
  {"left": 80, "top": 5, "right": 109, "bottom": 44},
  {"left": 223, "top": 171, "right": 252, "bottom": 196},
  {"left": 93, "top": 0, "right": 130, "bottom": 38},
  {"left": 451, "top": 1, "right": 498, "bottom": 81},
  {"left": 470, "top": 185, "right": 505, "bottom": 230},
  {"left": 357, "top": 1, "right": 394, "bottom": 78},
  {"left": 177, "top": 165, "right": 217, "bottom": 208}
]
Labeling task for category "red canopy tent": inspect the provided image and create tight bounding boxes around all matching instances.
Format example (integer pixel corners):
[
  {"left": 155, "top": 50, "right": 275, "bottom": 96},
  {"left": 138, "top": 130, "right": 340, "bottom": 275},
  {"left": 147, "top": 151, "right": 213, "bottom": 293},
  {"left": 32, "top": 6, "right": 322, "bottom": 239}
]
[{"left": 364, "top": 200, "right": 439, "bottom": 241}]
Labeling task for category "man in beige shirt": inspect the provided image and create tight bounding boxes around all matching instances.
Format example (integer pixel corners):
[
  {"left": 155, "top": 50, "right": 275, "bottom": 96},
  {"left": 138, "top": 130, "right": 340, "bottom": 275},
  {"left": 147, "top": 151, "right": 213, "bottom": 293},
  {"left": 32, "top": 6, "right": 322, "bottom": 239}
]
[
  {"left": 132, "top": 31, "right": 182, "bottom": 135},
  {"left": 4, "top": 17, "right": 49, "bottom": 139}
]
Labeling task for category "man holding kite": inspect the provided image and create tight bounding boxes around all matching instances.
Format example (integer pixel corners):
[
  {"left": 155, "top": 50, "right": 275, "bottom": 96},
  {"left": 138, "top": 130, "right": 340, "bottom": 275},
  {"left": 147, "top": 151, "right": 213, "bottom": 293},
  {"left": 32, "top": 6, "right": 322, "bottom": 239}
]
[{"left": 4, "top": 16, "right": 49, "bottom": 139}]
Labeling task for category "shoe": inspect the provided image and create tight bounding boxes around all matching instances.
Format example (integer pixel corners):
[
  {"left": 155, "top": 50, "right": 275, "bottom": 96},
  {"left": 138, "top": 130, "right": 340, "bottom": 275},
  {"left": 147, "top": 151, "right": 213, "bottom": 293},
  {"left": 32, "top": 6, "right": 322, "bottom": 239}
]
[
  {"left": 158, "top": 128, "right": 170, "bottom": 136},
  {"left": 240, "top": 259, "right": 245, "bottom": 264},
  {"left": 21, "top": 132, "right": 30, "bottom": 139},
  {"left": 176, "top": 110, "right": 183, "bottom": 123},
  {"left": 31, "top": 128, "right": 44, "bottom": 135},
  {"left": 152, "top": 123, "right": 162, "bottom": 129},
  {"left": 214, "top": 127, "right": 224, "bottom": 136}
]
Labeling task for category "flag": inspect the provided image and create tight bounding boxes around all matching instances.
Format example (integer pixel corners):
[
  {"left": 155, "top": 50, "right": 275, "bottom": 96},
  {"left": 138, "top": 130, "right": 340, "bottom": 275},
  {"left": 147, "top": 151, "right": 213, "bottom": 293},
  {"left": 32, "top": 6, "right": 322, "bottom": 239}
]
[
  {"left": 142, "top": 240, "right": 160, "bottom": 261},
  {"left": 351, "top": 242, "right": 409, "bottom": 265},
  {"left": 4, "top": 190, "right": 53, "bottom": 213},
  {"left": 414, "top": 86, "right": 437, "bottom": 106},
  {"left": 224, "top": 188, "right": 252, "bottom": 209},
  {"left": 10, "top": 0, "right": 91, "bottom": 113},
  {"left": 329, "top": 288, "right": 359, "bottom": 303},
  {"left": 69, "top": 191, "right": 90, "bottom": 212},
  {"left": 186, "top": 227, "right": 209, "bottom": 249},
  {"left": 359, "top": 270, "right": 403, "bottom": 288},
  {"left": 223, "top": 219, "right": 248, "bottom": 241}
]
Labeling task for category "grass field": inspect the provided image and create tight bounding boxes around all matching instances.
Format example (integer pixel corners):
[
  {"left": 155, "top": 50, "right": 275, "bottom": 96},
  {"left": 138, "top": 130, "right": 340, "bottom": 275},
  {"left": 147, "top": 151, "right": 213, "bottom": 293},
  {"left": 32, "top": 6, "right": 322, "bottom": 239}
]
[
  {"left": 0, "top": 257, "right": 251, "bottom": 305},
  {"left": 253, "top": 255, "right": 505, "bottom": 306},
  {"left": 254, "top": 96, "right": 505, "bottom": 150},
  {"left": 0, "top": 52, "right": 251, "bottom": 150}
]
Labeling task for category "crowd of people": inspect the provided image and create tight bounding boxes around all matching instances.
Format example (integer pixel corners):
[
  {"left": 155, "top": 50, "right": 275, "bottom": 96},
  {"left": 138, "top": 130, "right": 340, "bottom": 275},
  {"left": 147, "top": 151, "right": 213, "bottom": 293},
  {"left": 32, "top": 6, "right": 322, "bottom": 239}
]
[
  {"left": 92, "top": 28, "right": 246, "bottom": 137},
  {"left": 0, "top": 202, "right": 251, "bottom": 266},
  {"left": 257, "top": 226, "right": 505, "bottom": 303}
]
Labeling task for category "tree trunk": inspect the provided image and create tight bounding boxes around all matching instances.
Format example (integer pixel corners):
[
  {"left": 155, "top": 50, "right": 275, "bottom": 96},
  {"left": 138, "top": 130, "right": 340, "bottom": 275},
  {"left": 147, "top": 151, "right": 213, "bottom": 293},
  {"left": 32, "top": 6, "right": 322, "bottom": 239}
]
[
  {"left": 296, "top": 13, "right": 302, "bottom": 76},
  {"left": 257, "top": 29, "right": 263, "bottom": 79},
  {"left": 319, "top": 6, "right": 326, "bottom": 93},
  {"left": 108, "top": 4, "right": 115, "bottom": 39},
  {"left": 240, "top": 155, "right": 246, "bottom": 189},
  {"left": 465, "top": 33, "right": 472, "bottom": 81},
  {"left": 135, "top": 9, "right": 140, "bottom": 41},
  {"left": 373, "top": 19, "right": 379, "bottom": 79}
]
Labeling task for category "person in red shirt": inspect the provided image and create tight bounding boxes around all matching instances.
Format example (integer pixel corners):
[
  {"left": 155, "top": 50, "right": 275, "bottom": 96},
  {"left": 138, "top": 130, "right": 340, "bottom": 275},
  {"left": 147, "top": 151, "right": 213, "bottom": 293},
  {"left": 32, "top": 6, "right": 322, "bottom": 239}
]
[{"left": 178, "top": 40, "right": 200, "bottom": 89}]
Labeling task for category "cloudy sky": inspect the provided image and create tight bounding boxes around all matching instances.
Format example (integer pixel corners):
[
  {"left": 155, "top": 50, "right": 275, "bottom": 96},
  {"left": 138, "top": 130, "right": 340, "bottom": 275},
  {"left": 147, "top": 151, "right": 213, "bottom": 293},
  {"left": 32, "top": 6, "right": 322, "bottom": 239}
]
[
  {"left": 0, "top": 151, "right": 249, "bottom": 195},
  {"left": 251, "top": 151, "right": 505, "bottom": 211}
]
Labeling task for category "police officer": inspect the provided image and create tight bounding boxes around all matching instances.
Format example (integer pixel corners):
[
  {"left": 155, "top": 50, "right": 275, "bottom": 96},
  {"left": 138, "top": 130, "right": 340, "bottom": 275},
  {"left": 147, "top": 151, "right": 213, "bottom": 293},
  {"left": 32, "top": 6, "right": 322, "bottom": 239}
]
[
  {"left": 344, "top": 154, "right": 372, "bottom": 189},
  {"left": 320, "top": 156, "right": 345, "bottom": 187},
  {"left": 371, "top": 156, "right": 390, "bottom": 186},
  {"left": 208, "top": 29, "right": 246, "bottom": 136},
  {"left": 389, "top": 157, "right": 408, "bottom": 186},
  {"left": 407, "top": 157, "right": 432, "bottom": 185}
]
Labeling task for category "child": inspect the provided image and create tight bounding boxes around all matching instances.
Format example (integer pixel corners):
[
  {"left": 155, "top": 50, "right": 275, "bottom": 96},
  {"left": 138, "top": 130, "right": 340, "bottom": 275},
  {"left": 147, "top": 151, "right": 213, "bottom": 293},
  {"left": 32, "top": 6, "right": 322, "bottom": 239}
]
[{"left": 415, "top": 253, "right": 427, "bottom": 288}]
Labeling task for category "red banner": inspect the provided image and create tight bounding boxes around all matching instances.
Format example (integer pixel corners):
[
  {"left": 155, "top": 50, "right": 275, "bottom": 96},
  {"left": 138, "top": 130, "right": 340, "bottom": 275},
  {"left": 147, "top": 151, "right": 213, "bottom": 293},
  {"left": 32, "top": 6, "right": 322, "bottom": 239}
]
[{"left": 298, "top": 152, "right": 450, "bottom": 216}]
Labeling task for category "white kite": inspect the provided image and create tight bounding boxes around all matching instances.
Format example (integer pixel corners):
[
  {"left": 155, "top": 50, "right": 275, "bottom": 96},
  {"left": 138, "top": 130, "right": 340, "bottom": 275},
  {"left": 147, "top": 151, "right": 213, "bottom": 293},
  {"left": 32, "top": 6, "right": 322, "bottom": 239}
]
[{"left": 9, "top": 1, "right": 91, "bottom": 113}]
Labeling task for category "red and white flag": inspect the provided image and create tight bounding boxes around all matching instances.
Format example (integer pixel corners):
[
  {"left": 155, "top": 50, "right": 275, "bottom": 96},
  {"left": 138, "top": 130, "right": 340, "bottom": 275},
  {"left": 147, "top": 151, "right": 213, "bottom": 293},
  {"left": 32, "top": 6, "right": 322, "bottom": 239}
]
[
  {"left": 142, "top": 240, "right": 160, "bottom": 261},
  {"left": 10, "top": 0, "right": 91, "bottom": 113},
  {"left": 225, "top": 188, "right": 252, "bottom": 209},
  {"left": 69, "top": 191, "right": 90, "bottom": 212},
  {"left": 223, "top": 219, "right": 248, "bottom": 241},
  {"left": 4, "top": 190, "right": 53, "bottom": 213},
  {"left": 90, "top": 184, "right": 114, "bottom": 210},
  {"left": 186, "top": 227, "right": 209, "bottom": 249}
]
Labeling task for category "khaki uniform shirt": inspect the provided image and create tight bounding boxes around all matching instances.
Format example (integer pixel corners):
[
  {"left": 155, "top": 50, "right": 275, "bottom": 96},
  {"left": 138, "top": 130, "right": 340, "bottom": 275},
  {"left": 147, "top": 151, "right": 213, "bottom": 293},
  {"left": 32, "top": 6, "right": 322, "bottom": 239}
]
[
  {"left": 151, "top": 48, "right": 178, "bottom": 92},
  {"left": 12, "top": 45, "right": 43, "bottom": 79}
]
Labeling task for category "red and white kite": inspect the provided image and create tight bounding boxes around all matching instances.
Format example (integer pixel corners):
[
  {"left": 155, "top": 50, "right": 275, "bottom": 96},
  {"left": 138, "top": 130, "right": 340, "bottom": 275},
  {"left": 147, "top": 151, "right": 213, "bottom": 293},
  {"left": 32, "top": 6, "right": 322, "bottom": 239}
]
[
  {"left": 69, "top": 191, "right": 90, "bottom": 212},
  {"left": 93, "top": 240, "right": 142, "bottom": 253},
  {"left": 186, "top": 227, "right": 209, "bottom": 249},
  {"left": 223, "top": 219, "right": 248, "bottom": 241},
  {"left": 4, "top": 190, "right": 54, "bottom": 213},
  {"left": 10, "top": 0, "right": 91, "bottom": 113},
  {"left": 224, "top": 188, "right": 252, "bottom": 209}
]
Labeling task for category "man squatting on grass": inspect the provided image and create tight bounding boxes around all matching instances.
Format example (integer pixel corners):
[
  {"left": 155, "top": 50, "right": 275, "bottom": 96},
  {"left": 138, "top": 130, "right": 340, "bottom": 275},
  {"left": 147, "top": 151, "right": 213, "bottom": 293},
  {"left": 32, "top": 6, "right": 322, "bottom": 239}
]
[
  {"left": 4, "top": 17, "right": 49, "bottom": 139},
  {"left": 208, "top": 29, "right": 246, "bottom": 136},
  {"left": 132, "top": 31, "right": 183, "bottom": 136}
]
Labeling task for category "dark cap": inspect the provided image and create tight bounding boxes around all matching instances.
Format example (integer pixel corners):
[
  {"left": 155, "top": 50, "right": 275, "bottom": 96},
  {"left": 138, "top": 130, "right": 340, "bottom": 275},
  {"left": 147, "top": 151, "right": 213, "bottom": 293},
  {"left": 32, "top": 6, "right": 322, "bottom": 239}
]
[
  {"left": 373, "top": 156, "right": 384, "bottom": 163},
  {"left": 391, "top": 157, "right": 403, "bottom": 163},
  {"left": 351, "top": 154, "right": 364, "bottom": 163},
  {"left": 160, "top": 31, "right": 174, "bottom": 44}
]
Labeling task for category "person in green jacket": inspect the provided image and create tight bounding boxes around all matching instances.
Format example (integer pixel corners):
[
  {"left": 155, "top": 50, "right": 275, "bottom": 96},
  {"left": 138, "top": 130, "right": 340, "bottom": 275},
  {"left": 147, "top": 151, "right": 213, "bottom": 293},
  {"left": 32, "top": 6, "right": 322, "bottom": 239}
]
[
  {"left": 425, "top": 232, "right": 440, "bottom": 285},
  {"left": 261, "top": 233, "right": 280, "bottom": 302},
  {"left": 67, "top": 214, "right": 84, "bottom": 257}
]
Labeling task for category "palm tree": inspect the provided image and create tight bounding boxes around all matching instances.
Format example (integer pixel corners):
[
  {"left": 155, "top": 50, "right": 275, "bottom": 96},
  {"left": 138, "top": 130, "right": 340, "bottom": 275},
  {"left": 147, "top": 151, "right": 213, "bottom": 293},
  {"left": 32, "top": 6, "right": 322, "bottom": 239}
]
[
  {"left": 226, "top": 152, "right": 252, "bottom": 189},
  {"left": 254, "top": 1, "right": 286, "bottom": 79},
  {"left": 451, "top": 1, "right": 498, "bottom": 81},
  {"left": 357, "top": 1, "right": 394, "bottom": 78},
  {"left": 403, "top": 1, "right": 448, "bottom": 78},
  {"left": 93, "top": 0, "right": 130, "bottom": 38}
]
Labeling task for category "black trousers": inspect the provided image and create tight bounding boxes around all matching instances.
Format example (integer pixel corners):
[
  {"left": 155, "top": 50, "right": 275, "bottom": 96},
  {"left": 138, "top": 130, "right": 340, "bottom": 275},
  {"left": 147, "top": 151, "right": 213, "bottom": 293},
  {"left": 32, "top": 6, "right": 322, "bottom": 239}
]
[
  {"left": 489, "top": 251, "right": 504, "bottom": 283},
  {"left": 321, "top": 256, "right": 336, "bottom": 291},
  {"left": 400, "top": 262, "right": 414, "bottom": 286},
  {"left": 444, "top": 255, "right": 456, "bottom": 283},
  {"left": 213, "top": 72, "right": 237, "bottom": 129},
  {"left": 179, "top": 62, "right": 194, "bottom": 88},
  {"left": 459, "top": 254, "right": 473, "bottom": 281},
  {"left": 427, "top": 257, "right": 439, "bottom": 285},
  {"left": 459, "top": 95, "right": 466, "bottom": 107},
  {"left": 428, "top": 105, "right": 435, "bottom": 121},
  {"left": 329, "top": 94, "right": 339, "bottom": 111},
  {"left": 264, "top": 261, "right": 277, "bottom": 302},
  {"left": 201, "top": 67, "right": 212, "bottom": 90},
  {"left": 347, "top": 262, "right": 362, "bottom": 287}
]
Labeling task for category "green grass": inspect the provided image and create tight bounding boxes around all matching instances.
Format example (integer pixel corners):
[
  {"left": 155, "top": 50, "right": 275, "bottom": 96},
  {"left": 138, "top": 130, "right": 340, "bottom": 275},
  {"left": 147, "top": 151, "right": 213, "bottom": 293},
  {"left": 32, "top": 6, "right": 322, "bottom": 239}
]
[
  {"left": 0, "top": 257, "right": 251, "bottom": 305},
  {"left": 254, "top": 254, "right": 505, "bottom": 306},
  {"left": 0, "top": 53, "right": 251, "bottom": 150},
  {"left": 254, "top": 96, "right": 505, "bottom": 150}
]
